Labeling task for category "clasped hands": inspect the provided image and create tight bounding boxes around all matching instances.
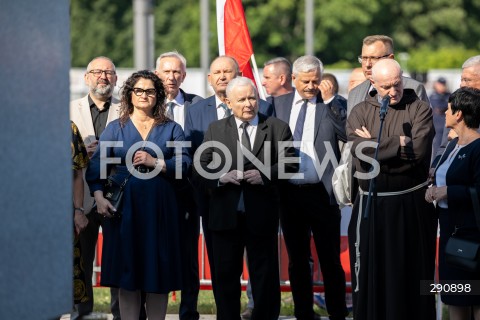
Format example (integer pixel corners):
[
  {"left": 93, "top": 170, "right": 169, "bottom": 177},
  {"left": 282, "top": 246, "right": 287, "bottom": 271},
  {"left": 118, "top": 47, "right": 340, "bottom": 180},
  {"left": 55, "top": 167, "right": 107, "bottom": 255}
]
[
  {"left": 219, "top": 169, "right": 263, "bottom": 185},
  {"left": 425, "top": 185, "right": 447, "bottom": 203}
]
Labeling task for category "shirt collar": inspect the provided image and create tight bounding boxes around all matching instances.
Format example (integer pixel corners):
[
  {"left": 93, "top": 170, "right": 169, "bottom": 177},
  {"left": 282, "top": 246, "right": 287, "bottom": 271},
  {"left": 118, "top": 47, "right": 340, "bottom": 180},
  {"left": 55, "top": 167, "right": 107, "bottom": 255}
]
[
  {"left": 215, "top": 95, "right": 225, "bottom": 108},
  {"left": 88, "top": 95, "right": 111, "bottom": 111},
  {"left": 234, "top": 114, "right": 259, "bottom": 128},
  {"left": 167, "top": 90, "right": 185, "bottom": 106},
  {"left": 294, "top": 91, "right": 316, "bottom": 105}
]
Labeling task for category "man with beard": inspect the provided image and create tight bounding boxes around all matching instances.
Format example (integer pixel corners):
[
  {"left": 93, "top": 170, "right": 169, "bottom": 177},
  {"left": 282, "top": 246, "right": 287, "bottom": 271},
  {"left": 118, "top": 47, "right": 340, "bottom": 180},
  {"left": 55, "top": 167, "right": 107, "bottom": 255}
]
[{"left": 70, "top": 56, "right": 146, "bottom": 320}]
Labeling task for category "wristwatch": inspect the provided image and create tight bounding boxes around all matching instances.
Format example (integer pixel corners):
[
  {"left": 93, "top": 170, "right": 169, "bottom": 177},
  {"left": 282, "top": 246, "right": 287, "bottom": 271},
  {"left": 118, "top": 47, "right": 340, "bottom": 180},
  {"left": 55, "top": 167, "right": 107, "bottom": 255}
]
[
  {"left": 74, "top": 207, "right": 85, "bottom": 213},
  {"left": 155, "top": 158, "right": 161, "bottom": 168}
]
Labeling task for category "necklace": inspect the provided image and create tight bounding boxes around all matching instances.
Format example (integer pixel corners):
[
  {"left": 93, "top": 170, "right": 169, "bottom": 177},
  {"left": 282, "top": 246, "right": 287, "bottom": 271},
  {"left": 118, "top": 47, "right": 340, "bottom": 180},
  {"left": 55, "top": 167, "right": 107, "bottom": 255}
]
[{"left": 131, "top": 117, "right": 153, "bottom": 130}]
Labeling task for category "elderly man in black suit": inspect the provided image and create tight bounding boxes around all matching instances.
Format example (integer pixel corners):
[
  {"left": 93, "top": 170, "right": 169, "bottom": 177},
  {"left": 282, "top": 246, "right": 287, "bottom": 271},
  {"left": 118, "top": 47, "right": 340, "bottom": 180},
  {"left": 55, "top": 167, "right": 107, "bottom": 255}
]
[
  {"left": 273, "top": 55, "right": 348, "bottom": 320},
  {"left": 193, "top": 76, "right": 297, "bottom": 320},
  {"left": 184, "top": 56, "right": 273, "bottom": 301}
]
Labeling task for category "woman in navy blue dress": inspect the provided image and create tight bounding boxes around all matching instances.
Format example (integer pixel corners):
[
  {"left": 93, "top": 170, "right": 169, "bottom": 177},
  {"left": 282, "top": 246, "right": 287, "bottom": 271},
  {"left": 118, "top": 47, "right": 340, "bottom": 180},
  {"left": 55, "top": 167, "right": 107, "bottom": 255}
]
[
  {"left": 426, "top": 87, "right": 480, "bottom": 320},
  {"left": 87, "top": 70, "right": 191, "bottom": 319}
]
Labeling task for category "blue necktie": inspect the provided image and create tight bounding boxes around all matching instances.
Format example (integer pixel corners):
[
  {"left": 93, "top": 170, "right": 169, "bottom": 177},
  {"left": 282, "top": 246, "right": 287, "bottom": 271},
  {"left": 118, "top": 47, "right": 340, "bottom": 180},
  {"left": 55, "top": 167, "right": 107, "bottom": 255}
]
[
  {"left": 166, "top": 102, "right": 175, "bottom": 120},
  {"left": 220, "top": 103, "right": 231, "bottom": 118},
  {"left": 293, "top": 99, "right": 308, "bottom": 141}
]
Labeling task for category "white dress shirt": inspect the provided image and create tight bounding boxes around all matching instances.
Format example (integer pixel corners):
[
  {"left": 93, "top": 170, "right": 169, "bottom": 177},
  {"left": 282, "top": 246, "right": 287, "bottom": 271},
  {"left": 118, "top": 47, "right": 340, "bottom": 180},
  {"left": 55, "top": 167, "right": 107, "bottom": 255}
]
[
  {"left": 215, "top": 96, "right": 230, "bottom": 119},
  {"left": 166, "top": 91, "right": 186, "bottom": 129},
  {"left": 289, "top": 92, "right": 320, "bottom": 184}
]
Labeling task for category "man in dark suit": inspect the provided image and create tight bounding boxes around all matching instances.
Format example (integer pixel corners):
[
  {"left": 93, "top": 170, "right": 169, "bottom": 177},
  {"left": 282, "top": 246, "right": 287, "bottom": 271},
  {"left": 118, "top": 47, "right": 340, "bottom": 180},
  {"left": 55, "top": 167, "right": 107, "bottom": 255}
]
[
  {"left": 274, "top": 55, "right": 348, "bottom": 320},
  {"left": 184, "top": 56, "right": 273, "bottom": 301},
  {"left": 155, "top": 51, "right": 203, "bottom": 320},
  {"left": 193, "top": 76, "right": 297, "bottom": 320},
  {"left": 347, "top": 35, "right": 429, "bottom": 117}
]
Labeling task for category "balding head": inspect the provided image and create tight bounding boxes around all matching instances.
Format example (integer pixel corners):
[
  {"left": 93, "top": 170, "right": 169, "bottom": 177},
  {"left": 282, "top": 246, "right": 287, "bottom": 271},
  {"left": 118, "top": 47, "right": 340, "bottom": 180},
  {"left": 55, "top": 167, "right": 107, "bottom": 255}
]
[
  {"left": 348, "top": 67, "right": 366, "bottom": 93},
  {"left": 371, "top": 59, "right": 404, "bottom": 105}
]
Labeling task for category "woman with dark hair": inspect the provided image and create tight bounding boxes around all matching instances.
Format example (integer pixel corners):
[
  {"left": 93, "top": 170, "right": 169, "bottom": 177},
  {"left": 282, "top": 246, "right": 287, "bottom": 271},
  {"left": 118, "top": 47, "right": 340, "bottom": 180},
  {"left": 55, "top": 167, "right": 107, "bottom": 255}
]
[
  {"left": 86, "top": 70, "right": 191, "bottom": 319},
  {"left": 426, "top": 87, "right": 480, "bottom": 320}
]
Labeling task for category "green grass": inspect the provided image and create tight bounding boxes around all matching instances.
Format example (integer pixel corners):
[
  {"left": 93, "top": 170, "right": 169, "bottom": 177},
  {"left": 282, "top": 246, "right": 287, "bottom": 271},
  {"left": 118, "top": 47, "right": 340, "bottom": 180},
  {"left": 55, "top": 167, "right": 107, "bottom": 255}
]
[
  {"left": 93, "top": 287, "right": 331, "bottom": 316},
  {"left": 94, "top": 287, "right": 450, "bottom": 318}
]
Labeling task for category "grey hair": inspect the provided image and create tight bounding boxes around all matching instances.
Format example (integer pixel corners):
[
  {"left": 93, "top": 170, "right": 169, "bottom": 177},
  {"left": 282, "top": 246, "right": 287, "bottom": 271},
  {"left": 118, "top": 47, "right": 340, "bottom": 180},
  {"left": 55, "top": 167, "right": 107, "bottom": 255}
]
[
  {"left": 156, "top": 51, "right": 187, "bottom": 72},
  {"left": 292, "top": 55, "right": 324, "bottom": 76},
  {"left": 462, "top": 55, "right": 480, "bottom": 70},
  {"left": 226, "top": 76, "right": 257, "bottom": 98},
  {"left": 86, "top": 56, "right": 116, "bottom": 72}
]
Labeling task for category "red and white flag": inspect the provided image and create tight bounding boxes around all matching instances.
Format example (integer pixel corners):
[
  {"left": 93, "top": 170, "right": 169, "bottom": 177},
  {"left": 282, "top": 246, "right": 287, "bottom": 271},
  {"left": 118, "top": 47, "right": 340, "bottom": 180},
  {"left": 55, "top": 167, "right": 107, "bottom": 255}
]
[{"left": 216, "top": 0, "right": 256, "bottom": 85}]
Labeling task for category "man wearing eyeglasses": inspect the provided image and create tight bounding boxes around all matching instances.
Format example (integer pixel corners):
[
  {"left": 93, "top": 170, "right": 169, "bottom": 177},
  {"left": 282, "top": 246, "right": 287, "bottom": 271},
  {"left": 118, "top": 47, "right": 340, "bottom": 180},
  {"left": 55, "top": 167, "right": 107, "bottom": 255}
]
[
  {"left": 347, "top": 35, "right": 429, "bottom": 117},
  {"left": 70, "top": 56, "right": 125, "bottom": 320}
]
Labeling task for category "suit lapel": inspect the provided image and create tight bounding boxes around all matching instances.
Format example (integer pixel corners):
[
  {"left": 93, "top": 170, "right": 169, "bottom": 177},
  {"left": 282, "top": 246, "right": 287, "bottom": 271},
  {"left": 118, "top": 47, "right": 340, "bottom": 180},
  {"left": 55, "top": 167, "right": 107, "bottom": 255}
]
[
  {"left": 207, "top": 96, "right": 218, "bottom": 123},
  {"left": 106, "top": 97, "right": 120, "bottom": 125},
  {"left": 76, "top": 96, "right": 96, "bottom": 144},
  {"left": 275, "top": 92, "right": 294, "bottom": 123},
  {"left": 252, "top": 116, "right": 267, "bottom": 157},
  {"left": 226, "top": 116, "right": 240, "bottom": 169},
  {"left": 313, "top": 95, "right": 327, "bottom": 142}
]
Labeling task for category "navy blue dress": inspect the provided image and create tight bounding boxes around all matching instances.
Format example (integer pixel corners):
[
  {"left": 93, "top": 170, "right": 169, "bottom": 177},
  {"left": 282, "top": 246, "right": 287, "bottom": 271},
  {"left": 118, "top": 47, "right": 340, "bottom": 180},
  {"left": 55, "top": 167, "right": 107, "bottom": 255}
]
[{"left": 86, "top": 118, "right": 191, "bottom": 294}]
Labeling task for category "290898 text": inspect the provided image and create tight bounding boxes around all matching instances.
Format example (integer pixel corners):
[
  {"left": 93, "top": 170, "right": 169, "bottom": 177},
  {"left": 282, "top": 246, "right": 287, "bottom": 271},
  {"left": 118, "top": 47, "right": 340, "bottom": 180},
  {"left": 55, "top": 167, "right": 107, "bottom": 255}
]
[{"left": 420, "top": 280, "right": 480, "bottom": 295}]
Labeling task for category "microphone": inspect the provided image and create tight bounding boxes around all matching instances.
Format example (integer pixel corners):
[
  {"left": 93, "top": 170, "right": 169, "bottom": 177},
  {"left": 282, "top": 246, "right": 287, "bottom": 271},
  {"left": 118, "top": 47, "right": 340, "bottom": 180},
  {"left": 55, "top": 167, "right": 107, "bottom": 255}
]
[{"left": 379, "top": 95, "right": 390, "bottom": 120}]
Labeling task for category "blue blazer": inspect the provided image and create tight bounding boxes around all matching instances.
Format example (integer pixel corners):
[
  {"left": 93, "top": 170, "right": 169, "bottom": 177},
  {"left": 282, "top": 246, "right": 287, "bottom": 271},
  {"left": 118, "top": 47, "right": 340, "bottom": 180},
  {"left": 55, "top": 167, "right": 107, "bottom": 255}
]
[{"left": 273, "top": 92, "right": 347, "bottom": 204}]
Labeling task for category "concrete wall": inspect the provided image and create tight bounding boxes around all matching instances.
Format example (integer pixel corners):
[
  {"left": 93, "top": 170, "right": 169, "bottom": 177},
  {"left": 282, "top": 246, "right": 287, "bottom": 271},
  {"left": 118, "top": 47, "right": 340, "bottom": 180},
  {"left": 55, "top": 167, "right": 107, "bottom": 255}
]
[{"left": 0, "top": 1, "right": 72, "bottom": 318}]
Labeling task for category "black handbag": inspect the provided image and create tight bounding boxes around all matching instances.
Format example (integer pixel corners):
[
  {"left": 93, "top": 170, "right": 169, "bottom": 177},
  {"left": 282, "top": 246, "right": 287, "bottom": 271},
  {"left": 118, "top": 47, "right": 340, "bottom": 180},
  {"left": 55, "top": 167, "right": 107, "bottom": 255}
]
[
  {"left": 445, "top": 187, "right": 480, "bottom": 272},
  {"left": 103, "top": 175, "right": 130, "bottom": 218}
]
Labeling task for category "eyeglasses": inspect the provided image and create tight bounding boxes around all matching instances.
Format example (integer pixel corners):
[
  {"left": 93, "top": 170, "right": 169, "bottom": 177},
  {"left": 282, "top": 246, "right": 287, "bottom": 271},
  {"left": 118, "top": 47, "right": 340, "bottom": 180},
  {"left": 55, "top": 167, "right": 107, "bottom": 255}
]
[
  {"left": 357, "top": 54, "right": 391, "bottom": 64},
  {"left": 88, "top": 69, "right": 116, "bottom": 77},
  {"left": 132, "top": 88, "right": 157, "bottom": 97}
]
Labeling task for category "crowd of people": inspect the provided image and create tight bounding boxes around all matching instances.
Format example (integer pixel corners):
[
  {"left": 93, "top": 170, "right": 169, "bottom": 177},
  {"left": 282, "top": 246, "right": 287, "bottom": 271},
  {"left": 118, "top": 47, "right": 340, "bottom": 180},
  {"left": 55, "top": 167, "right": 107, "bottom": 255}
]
[{"left": 68, "top": 34, "right": 480, "bottom": 320}]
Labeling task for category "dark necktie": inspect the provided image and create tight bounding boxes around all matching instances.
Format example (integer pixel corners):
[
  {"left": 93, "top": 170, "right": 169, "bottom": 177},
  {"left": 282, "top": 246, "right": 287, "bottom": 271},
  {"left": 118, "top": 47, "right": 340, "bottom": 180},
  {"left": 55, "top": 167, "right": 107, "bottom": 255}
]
[
  {"left": 293, "top": 99, "right": 308, "bottom": 141},
  {"left": 240, "top": 122, "right": 252, "bottom": 152},
  {"left": 220, "top": 103, "right": 231, "bottom": 118},
  {"left": 166, "top": 101, "right": 175, "bottom": 120}
]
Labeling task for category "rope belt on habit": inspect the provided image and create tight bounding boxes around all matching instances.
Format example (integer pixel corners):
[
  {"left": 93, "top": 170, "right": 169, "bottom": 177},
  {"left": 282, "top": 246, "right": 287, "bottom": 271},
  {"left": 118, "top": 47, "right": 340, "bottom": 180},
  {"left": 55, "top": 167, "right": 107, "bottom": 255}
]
[{"left": 353, "top": 181, "right": 429, "bottom": 292}]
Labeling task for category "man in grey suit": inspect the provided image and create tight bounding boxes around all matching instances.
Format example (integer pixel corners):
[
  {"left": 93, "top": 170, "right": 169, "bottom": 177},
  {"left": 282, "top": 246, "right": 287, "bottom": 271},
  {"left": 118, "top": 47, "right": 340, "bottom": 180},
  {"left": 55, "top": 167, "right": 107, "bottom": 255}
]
[
  {"left": 70, "top": 56, "right": 125, "bottom": 320},
  {"left": 155, "top": 51, "right": 203, "bottom": 320},
  {"left": 274, "top": 55, "right": 348, "bottom": 320},
  {"left": 347, "top": 35, "right": 429, "bottom": 117}
]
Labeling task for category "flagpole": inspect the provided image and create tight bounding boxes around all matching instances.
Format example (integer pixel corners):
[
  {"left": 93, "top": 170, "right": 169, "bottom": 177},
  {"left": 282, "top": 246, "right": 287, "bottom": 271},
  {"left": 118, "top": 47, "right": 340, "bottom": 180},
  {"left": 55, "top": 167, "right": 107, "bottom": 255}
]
[{"left": 250, "top": 54, "right": 266, "bottom": 100}]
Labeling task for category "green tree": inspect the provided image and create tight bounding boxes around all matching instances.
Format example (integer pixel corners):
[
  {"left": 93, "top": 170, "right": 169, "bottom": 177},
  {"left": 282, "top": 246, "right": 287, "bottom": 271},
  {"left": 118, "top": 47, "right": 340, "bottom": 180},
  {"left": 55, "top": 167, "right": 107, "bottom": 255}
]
[
  {"left": 71, "top": 0, "right": 480, "bottom": 69},
  {"left": 71, "top": 0, "right": 132, "bottom": 67}
]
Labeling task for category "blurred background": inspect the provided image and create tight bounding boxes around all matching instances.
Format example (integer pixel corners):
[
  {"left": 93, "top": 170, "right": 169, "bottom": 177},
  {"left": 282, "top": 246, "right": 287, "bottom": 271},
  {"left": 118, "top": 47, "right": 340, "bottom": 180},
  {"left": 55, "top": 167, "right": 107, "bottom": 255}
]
[{"left": 70, "top": 0, "right": 479, "bottom": 98}]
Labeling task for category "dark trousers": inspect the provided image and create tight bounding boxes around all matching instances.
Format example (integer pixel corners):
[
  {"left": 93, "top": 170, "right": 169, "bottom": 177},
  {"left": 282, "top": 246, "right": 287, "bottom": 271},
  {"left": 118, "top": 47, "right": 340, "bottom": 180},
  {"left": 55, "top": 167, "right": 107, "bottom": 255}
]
[
  {"left": 211, "top": 215, "right": 280, "bottom": 320},
  {"left": 179, "top": 212, "right": 201, "bottom": 320},
  {"left": 280, "top": 184, "right": 348, "bottom": 320},
  {"left": 201, "top": 210, "right": 217, "bottom": 300},
  {"left": 75, "top": 211, "right": 101, "bottom": 318}
]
